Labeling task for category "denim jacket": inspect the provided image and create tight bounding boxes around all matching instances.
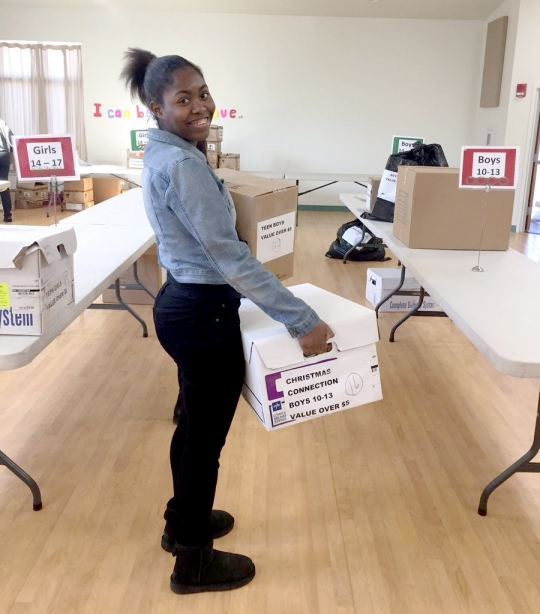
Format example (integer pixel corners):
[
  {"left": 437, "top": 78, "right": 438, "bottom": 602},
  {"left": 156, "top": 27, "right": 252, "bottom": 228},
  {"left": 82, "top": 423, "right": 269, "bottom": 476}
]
[{"left": 142, "top": 128, "right": 319, "bottom": 338}]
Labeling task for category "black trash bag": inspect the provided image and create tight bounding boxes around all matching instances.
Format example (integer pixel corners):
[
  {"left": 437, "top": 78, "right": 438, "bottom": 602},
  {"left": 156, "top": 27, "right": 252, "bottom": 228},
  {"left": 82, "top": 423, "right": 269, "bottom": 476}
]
[
  {"left": 369, "top": 143, "right": 448, "bottom": 222},
  {"left": 325, "top": 219, "right": 390, "bottom": 262}
]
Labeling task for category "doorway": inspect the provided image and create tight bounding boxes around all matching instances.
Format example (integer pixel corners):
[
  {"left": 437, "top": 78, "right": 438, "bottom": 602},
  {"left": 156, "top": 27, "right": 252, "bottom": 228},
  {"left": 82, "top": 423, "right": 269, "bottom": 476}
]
[{"left": 525, "top": 103, "right": 540, "bottom": 234}]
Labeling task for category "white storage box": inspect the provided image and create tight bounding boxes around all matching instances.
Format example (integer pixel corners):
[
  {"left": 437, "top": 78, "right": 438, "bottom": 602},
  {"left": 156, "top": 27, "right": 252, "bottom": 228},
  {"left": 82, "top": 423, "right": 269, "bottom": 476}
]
[
  {"left": 366, "top": 267, "right": 441, "bottom": 312},
  {"left": 0, "top": 226, "right": 76, "bottom": 335},
  {"left": 239, "top": 283, "right": 382, "bottom": 430}
]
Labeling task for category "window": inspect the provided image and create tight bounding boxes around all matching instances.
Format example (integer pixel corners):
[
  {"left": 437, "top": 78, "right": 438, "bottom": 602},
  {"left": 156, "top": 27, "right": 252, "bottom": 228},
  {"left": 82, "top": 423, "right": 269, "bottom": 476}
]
[{"left": 0, "top": 41, "right": 87, "bottom": 159}]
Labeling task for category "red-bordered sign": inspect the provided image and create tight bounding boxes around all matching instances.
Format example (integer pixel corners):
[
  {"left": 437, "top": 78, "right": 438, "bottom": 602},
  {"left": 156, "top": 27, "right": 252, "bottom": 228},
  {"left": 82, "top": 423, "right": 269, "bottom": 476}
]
[
  {"left": 459, "top": 146, "right": 519, "bottom": 189},
  {"left": 13, "top": 134, "right": 79, "bottom": 182}
]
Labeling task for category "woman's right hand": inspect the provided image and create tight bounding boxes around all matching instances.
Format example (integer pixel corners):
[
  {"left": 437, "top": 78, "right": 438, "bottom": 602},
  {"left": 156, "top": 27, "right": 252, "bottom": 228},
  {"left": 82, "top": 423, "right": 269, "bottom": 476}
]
[{"left": 297, "top": 320, "right": 334, "bottom": 357}]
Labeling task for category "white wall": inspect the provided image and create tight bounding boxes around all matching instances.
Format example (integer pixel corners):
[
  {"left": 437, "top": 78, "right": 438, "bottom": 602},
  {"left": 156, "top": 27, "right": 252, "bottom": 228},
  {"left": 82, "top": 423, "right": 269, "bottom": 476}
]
[
  {"left": 472, "top": 0, "right": 520, "bottom": 148},
  {"left": 0, "top": 7, "right": 484, "bottom": 205}
]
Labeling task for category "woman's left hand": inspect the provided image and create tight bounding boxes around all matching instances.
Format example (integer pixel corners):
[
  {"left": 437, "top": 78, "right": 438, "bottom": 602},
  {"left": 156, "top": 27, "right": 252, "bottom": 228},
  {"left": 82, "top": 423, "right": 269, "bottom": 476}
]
[{"left": 297, "top": 320, "right": 334, "bottom": 357}]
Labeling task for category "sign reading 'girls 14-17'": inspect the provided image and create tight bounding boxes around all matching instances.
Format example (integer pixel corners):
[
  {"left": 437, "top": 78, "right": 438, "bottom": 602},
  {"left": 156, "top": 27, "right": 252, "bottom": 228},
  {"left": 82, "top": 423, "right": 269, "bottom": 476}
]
[
  {"left": 459, "top": 146, "right": 519, "bottom": 189},
  {"left": 12, "top": 135, "right": 79, "bottom": 182}
]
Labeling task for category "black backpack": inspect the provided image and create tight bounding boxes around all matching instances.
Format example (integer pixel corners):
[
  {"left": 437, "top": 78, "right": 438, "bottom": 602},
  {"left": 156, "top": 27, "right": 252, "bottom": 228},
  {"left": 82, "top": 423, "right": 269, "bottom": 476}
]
[{"left": 325, "top": 219, "right": 390, "bottom": 263}]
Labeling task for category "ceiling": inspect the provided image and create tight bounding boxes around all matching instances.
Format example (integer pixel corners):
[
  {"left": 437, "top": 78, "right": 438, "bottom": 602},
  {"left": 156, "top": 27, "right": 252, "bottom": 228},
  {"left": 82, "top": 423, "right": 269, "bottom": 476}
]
[{"left": 0, "top": 0, "right": 507, "bottom": 21}]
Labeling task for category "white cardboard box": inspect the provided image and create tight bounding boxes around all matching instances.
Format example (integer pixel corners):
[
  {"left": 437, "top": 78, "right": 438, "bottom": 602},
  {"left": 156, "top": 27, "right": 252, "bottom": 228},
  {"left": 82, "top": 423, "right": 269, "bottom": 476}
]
[
  {"left": 0, "top": 226, "right": 77, "bottom": 335},
  {"left": 366, "top": 267, "right": 441, "bottom": 312},
  {"left": 239, "top": 283, "right": 382, "bottom": 430}
]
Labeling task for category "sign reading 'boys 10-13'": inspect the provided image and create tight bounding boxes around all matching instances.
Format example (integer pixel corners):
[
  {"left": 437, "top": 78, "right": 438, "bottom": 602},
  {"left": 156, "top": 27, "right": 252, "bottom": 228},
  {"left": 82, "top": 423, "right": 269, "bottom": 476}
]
[
  {"left": 459, "top": 146, "right": 519, "bottom": 189},
  {"left": 13, "top": 134, "right": 79, "bottom": 182}
]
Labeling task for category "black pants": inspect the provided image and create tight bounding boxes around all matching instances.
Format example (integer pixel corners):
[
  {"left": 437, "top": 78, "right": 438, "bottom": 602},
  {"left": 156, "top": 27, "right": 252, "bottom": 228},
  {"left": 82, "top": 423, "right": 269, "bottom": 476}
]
[
  {"left": 0, "top": 151, "right": 11, "bottom": 219},
  {"left": 153, "top": 279, "right": 245, "bottom": 546}
]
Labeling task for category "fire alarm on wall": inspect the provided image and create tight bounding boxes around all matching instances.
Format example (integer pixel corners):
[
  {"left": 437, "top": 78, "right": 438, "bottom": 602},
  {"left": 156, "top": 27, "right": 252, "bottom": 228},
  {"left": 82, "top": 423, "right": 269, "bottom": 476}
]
[{"left": 516, "top": 83, "right": 527, "bottom": 98}]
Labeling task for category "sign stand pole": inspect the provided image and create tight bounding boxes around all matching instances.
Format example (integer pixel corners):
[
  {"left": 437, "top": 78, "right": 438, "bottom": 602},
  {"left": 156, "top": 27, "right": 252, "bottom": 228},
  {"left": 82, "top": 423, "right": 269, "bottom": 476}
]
[
  {"left": 472, "top": 184, "right": 490, "bottom": 273},
  {"left": 48, "top": 175, "right": 59, "bottom": 225}
]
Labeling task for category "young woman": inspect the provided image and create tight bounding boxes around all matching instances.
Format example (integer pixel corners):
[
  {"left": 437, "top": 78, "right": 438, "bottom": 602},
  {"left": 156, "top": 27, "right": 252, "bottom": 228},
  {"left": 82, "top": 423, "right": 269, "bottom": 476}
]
[{"left": 121, "top": 48, "right": 332, "bottom": 595}]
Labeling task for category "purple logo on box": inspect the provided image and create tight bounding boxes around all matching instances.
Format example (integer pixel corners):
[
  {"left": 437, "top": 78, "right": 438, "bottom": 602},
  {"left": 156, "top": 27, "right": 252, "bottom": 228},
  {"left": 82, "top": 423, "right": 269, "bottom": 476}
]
[{"left": 271, "top": 401, "right": 282, "bottom": 413}]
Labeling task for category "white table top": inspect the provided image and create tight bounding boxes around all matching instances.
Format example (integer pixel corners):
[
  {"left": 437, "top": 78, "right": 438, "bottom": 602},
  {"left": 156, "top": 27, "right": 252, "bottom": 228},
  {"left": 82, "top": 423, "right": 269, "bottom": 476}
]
[
  {"left": 339, "top": 193, "right": 370, "bottom": 217},
  {"left": 247, "top": 171, "right": 286, "bottom": 180},
  {"left": 0, "top": 192, "right": 154, "bottom": 371},
  {"left": 58, "top": 189, "right": 150, "bottom": 228},
  {"left": 0, "top": 180, "right": 9, "bottom": 192},
  {"left": 285, "top": 172, "right": 370, "bottom": 183},
  {"left": 79, "top": 165, "right": 142, "bottom": 186},
  {"left": 358, "top": 216, "right": 540, "bottom": 379},
  {"left": 79, "top": 164, "right": 142, "bottom": 178}
]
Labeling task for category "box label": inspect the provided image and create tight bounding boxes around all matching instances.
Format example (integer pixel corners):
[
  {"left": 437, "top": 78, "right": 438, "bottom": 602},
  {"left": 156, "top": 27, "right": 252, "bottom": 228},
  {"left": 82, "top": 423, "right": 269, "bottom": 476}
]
[
  {"left": 256, "top": 211, "right": 296, "bottom": 264},
  {"left": 378, "top": 169, "right": 398, "bottom": 203},
  {"left": 265, "top": 348, "right": 379, "bottom": 428},
  {"left": 0, "top": 283, "right": 9, "bottom": 307}
]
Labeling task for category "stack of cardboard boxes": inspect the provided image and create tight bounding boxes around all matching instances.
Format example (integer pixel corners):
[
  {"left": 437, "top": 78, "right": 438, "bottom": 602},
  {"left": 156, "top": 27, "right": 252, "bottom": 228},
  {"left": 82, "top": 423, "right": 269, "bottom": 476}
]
[
  {"left": 206, "top": 125, "right": 223, "bottom": 169},
  {"left": 63, "top": 178, "right": 94, "bottom": 211},
  {"left": 206, "top": 125, "right": 240, "bottom": 171},
  {"left": 15, "top": 182, "right": 49, "bottom": 209}
]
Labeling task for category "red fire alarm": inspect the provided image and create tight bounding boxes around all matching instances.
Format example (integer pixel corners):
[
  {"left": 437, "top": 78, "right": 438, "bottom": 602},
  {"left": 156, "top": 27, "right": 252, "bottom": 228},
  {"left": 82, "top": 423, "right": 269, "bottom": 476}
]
[{"left": 516, "top": 83, "right": 527, "bottom": 98}]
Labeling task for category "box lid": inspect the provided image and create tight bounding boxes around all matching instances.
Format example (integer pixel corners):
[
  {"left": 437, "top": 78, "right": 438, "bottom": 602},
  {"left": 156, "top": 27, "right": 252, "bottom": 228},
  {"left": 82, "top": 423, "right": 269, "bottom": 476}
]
[
  {"left": 366, "top": 267, "right": 420, "bottom": 291},
  {"left": 240, "top": 283, "right": 379, "bottom": 369},
  {"left": 215, "top": 168, "right": 295, "bottom": 198},
  {"left": 0, "top": 225, "right": 77, "bottom": 269}
]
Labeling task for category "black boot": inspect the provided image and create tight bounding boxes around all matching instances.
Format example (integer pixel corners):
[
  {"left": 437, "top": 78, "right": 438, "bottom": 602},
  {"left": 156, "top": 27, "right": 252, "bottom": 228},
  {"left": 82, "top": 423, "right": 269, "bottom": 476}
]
[
  {"left": 162, "top": 509, "right": 234, "bottom": 553},
  {"left": 170, "top": 541, "right": 255, "bottom": 594}
]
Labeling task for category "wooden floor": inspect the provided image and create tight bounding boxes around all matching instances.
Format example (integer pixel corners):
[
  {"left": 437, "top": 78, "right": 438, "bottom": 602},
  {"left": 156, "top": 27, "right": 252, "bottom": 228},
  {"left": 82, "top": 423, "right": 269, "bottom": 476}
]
[{"left": 2, "top": 206, "right": 540, "bottom": 614}]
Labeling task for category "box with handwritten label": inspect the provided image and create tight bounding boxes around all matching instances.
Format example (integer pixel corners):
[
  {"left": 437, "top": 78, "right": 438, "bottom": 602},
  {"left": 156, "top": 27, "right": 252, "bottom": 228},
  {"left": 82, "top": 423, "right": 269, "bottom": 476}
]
[
  {"left": 0, "top": 226, "right": 76, "bottom": 335},
  {"left": 215, "top": 168, "right": 297, "bottom": 281},
  {"left": 239, "top": 283, "right": 382, "bottom": 430}
]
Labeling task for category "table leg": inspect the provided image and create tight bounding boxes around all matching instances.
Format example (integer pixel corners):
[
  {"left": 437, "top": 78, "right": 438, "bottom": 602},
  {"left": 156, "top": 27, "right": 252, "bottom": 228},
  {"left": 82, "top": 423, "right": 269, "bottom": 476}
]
[
  {"left": 0, "top": 448, "right": 43, "bottom": 511},
  {"left": 88, "top": 278, "right": 149, "bottom": 337},
  {"left": 131, "top": 261, "right": 156, "bottom": 300},
  {"left": 478, "top": 392, "right": 540, "bottom": 516},
  {"left": 375, "top": 265, "right": 407, "bottom": 316},
  {"left": 389, "top": 287, "right": 426, "bottom": 342},
  {"left": 88, "top": 263, "right": 155, "bottom": 337}
]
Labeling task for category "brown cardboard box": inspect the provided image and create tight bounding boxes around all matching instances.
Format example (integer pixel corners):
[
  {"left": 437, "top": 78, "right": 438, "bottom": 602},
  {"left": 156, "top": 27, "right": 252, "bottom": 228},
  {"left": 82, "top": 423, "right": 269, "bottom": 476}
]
[
  {"left": 206, "top": 141, "right": 222, "bottom": 154},
  {"left": 16, "top": 183, "right": 48, "bottom": 202},
  {"left": 93, "top": 178, "right": 123, "bottom": 204},
  {"left": 102, "top": 244, "right": 165, "bottom": 305},
  {"left": 127, "top": 148, "right": 144, "bottom": 169},
  {"left": 218, "top": 153, "right": 240, "bottom": 171},
  {"left": 64, "top": 189, "right": 94, "bottom": 204},
  {"left": 392, "top": 167, "right": 514, "bottom": 250},
  {"left": 366, "top": 175, "right": 381, "bottom": 212},
  {"left": 215, "top": 168, "right": 297, "bottom": 281},
  {"left": 65, "top": 200, "right": 94, "bottom": 212},
  {"left": 208, "top": 125, "right": 223, "bottom": 142},
  {"left": 207, "top": 151, "right": 219, "bottom": 169},
  {"left": 64, "top": 178, "right": 93, "bottom": 191}
]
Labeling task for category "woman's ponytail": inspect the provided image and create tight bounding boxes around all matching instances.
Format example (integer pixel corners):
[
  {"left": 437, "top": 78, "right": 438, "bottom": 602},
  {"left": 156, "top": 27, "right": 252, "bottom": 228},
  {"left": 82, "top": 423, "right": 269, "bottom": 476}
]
[{"left": 120, "top": 47, "right": 157, "bottom": 105}]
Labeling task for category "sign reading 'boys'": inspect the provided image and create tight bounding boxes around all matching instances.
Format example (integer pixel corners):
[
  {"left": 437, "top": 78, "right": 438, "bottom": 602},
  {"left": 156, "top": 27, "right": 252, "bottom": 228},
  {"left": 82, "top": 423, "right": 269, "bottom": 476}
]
[{"left": 459, "top": 146, "right": 519, "bottom": 189}]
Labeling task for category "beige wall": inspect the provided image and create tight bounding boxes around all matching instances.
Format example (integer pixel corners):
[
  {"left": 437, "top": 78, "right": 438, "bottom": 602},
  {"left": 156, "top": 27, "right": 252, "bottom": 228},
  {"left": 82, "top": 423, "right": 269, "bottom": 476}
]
[{"left": 1, "top": 6, "right": 484, "bottom": 206}]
